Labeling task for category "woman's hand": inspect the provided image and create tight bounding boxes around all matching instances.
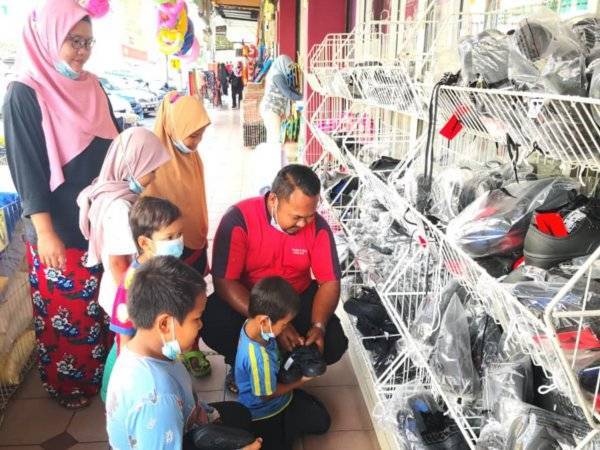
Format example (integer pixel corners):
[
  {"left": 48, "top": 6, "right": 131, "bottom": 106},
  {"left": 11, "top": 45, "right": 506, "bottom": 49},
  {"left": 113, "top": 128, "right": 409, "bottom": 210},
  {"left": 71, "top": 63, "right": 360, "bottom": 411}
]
[
  {"left": 243, "top": 438, "right": 263, "bottom": 450},
  {"left": 37, "top": 229, "right": 66, "bottom": 270}
]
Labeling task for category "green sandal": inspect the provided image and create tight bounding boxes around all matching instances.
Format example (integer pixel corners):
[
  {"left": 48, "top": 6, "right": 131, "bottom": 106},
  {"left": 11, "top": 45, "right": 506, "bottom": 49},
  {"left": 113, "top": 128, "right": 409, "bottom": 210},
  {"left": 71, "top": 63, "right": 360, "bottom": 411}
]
[{"left": 182, "top": 350, "right": 211, "bottom": 378}]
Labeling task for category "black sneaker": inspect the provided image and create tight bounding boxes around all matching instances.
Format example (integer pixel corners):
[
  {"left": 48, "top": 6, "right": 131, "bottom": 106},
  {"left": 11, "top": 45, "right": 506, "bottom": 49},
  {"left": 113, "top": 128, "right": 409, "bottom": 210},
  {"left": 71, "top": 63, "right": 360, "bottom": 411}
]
[
  {"left": 191, "top": 423, "right": 256, "bottom": 450},
  {"left": 524, "top": 196, "right": 600, "bottom": 269},
  {"left": 399, "top": 393, "right": 469, "bottom": 449},
  {"left": 344, "top": 288, "right": 389, "bottom": 324},
  {"left": 279, "top": 344, "right": 326, "bottom": 382}
]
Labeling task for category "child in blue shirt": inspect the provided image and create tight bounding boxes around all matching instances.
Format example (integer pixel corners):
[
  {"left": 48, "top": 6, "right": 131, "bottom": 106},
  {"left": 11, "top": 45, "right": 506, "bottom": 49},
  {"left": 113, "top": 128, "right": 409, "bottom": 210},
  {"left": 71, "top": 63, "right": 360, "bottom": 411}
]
[
  {"left": 235, "top": 276, "right": 331, "bottom": 450},
  {"left": 106, "top": 256, "right": 262, "bottom": 450}
]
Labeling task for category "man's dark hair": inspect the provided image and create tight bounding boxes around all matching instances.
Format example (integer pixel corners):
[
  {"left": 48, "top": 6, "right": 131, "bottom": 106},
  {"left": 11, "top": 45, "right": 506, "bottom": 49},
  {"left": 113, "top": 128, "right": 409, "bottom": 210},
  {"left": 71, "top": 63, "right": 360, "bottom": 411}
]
[
  {"left": 248, "top": 277, "right": 300, "bottom": 322},
  {"left": 129, "top": 196, "right": 182, "bottom": 253},
  {"left": 81, "top": 16, "right": 91, "bottom": 23},
  {"left": 128, "top": 256, "right": 206, "bottom": 329},
  {"left": 271, "top": 164, "right": 321, "bottom": 201}
]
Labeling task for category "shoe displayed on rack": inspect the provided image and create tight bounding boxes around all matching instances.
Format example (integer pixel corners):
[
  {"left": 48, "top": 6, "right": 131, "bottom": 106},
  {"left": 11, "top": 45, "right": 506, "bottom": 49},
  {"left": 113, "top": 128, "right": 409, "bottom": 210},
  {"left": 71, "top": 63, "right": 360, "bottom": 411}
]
[
  {"left": 524, "top": 196, "right": 600, "bottom": 269},
  {"left": 400, "top": 393, "right": 469, "bottom": 450},
  {"left": 344, "top": 292, "right": 388, "bottom": 324},
  {"left": 191, "top": 423, "right": 256, "bottom": 450},
  {"left": 577, "top": 361, "right": 600, "bottom": 394},
  {"left": 476, "top": 254, "right": 518, "bottom": 278},
  {"left": 278, "top": 344, "right": 327, "bottom": 383}
]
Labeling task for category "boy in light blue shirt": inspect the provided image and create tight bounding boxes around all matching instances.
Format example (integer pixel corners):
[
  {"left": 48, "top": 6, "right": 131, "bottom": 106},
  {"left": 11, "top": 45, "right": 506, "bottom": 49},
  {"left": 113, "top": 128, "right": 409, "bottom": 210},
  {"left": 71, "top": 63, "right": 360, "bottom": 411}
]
[
  {"left": 235, "top": 276, "right": 331, "bottom": 450},
  {"left": 106, "top": 256, "right": 262, "bottom": 450}
]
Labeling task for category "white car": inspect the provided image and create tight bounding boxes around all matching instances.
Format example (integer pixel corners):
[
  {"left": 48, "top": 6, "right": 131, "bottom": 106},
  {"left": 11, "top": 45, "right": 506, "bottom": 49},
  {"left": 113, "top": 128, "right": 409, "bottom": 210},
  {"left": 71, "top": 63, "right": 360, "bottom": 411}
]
[{"left": 107, "top": 93, "right": 138, "bottom": 128}]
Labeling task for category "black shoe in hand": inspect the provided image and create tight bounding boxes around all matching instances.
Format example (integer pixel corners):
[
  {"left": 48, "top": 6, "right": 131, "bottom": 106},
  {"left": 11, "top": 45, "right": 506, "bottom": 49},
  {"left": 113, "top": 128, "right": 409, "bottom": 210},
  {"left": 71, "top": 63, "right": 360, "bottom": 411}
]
[
  {"left": 191, "top": 423, "right": 256, "bottom": 450},
  {"left": 279, "top": 343, "right": 327, "bottom": 383}
]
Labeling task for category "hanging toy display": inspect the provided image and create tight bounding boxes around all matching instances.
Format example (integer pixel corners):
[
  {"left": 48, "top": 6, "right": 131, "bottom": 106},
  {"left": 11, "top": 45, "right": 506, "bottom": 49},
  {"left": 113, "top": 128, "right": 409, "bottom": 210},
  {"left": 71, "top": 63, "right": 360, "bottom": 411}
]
[
  {"left": 156, "top": 0, "right": 188, "bottom": 56},
  {"left": 175, "top": 17, "right": 200, "bottom": 62},
  {"left": 77, "top": 0, "right": 110, "bottom": 18},
  {"left": 155, "top": 0, "right": 199, "bottom": 62}
]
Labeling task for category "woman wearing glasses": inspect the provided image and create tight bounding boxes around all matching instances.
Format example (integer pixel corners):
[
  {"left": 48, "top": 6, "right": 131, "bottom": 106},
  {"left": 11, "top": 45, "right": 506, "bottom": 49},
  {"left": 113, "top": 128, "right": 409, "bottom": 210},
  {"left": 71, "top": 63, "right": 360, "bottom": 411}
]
[{"left": 3, "top": 0, "right": 119, "bottom": 409}]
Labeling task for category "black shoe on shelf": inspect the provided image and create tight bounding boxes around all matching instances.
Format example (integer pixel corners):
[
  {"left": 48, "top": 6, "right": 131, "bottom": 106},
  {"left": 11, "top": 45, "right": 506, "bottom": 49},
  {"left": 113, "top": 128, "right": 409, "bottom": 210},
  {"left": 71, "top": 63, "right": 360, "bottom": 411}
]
[
  {"left": 400, "top": 394, "right": 470, "bottom": 450},
  {"left": 344, "top": 297, "right": 388, "bottom": 324},
  {"left": 524, "top": 196, "right": 600, "bottom": 269}
]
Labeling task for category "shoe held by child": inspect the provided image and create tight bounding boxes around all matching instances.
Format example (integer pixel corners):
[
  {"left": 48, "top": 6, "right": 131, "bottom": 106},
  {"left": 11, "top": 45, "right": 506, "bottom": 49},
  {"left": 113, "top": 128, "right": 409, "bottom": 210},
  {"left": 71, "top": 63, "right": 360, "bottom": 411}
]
[{"left": 235, "top": 277, "right": 331, "bottom": 450}]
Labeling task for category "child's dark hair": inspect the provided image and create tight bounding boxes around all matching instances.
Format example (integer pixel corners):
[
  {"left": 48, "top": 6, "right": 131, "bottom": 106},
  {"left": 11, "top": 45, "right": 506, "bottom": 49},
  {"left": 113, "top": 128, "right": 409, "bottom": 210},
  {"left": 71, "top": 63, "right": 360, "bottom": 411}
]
[
  {"left": 129, "top": 196, "right": 181, "bottom": 253},
  {"left": 248, "top": 277, "right": 300, "bottom": 322},
  {"left": 128, "top": 256, "right": 206, "bottom": 329}
]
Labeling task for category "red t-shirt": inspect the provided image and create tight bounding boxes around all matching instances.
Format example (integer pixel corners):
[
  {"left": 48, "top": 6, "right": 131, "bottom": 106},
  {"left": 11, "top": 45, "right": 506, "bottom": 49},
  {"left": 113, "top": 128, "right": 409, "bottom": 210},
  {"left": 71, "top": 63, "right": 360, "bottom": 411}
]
[{"left": 212, "top": 196, "right": 341, "bottom": 293}]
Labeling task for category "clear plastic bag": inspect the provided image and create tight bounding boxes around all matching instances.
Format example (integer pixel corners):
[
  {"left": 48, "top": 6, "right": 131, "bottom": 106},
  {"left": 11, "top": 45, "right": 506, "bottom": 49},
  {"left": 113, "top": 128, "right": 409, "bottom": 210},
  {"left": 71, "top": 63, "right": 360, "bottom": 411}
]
[
  {"left": 497, "top": 399, "right": 592, "bottom": 449},
  {"left": 411, "top": 280, "right": 467, "bottom": 350},
  {"left": 431, "top": 293, "right": 480, "bottom": 399},
  {"left": 459, "top": 29, "right": 510, "bottom": 86},
  {"left": 447, "top": 177, "right": 580, "bottom": 258},
  {"left": 566, "top": 14, "right": 600, "bottom": 63},
  {"left": 508, "top": 11, "right": 588, "bottom": 96},
  {"left": 483, "top": 353, "right": 534, "bottom": 411},
  {"left": 476, "top": 420, "right": 507, "bottom": 450}
]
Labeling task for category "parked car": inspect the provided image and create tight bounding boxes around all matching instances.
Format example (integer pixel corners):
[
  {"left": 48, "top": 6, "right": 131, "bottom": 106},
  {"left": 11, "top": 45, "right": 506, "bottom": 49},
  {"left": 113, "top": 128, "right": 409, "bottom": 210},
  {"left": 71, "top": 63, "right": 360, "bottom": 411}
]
[
  {"left": 107, "top": 93, "right": 139, "bottom": 130},
  {"left": 100, "top": 77, "right": 145, "bottom": 119},
  {"left": 101, "top": 76, "right": 159, "bottom": 116}
]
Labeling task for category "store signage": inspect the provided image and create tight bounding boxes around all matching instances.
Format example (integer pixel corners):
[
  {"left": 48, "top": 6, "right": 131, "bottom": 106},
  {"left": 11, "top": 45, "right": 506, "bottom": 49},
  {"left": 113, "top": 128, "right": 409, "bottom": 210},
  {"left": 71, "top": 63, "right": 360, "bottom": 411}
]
[
  {"left": 216, "top": 25, "right": 227, "bottom": 36},
  {"left": 120, "top": 0, "right": 148, "bottom": 61}
]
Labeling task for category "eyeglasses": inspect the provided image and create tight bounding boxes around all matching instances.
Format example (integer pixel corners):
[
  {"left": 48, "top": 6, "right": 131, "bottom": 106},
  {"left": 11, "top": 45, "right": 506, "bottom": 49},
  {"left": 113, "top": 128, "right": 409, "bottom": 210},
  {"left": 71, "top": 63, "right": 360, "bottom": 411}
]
[{"left": 66, "top": 34, "right": 95, "bottom": 50}]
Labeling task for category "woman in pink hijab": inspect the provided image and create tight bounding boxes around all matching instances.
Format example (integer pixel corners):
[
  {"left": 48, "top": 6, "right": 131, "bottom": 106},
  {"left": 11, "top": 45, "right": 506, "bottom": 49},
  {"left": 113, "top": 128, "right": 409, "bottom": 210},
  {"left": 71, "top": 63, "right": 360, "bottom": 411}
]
[
  {"left": 78, "top": 127, "right": 170, "bottom": 320},
  {"left": 3, "top": 0, "right": 118, "bottom": 409}
]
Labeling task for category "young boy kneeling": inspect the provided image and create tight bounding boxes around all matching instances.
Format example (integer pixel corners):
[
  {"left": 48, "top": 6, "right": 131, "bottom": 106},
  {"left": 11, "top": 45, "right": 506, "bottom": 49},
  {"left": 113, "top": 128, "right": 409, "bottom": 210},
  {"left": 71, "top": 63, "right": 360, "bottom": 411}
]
[
  {"left": 236, "top": 276, "right": 331, "bottom": 450},
  {"left": 106, "top": 256, "right": 261, "bottom": 450}
]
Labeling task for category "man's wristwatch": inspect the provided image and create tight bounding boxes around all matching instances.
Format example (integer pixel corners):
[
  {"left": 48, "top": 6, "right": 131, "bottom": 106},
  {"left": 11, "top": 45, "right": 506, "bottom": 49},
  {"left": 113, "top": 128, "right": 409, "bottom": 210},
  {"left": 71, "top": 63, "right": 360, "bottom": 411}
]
[{"left": 311, "top": 322, "right": 326, "bottom": 333}]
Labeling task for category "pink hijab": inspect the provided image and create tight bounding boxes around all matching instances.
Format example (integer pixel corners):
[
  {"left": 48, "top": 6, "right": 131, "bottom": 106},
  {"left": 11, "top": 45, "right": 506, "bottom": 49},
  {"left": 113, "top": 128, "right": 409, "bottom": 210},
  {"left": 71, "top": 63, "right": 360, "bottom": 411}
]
[
  {"left": 77, "top": 127, "right": 171, "bottom": 266},
  {"left": 18, "top": 0, "right": 118, "bottom": 191}
]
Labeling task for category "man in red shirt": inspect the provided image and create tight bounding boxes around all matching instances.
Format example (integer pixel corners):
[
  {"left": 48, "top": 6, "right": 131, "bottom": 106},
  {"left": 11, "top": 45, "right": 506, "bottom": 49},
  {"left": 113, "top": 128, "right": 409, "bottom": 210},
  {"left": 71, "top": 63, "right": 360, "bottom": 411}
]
[{"left": 201, "top": 165, "right": 347, "bottom": 381}]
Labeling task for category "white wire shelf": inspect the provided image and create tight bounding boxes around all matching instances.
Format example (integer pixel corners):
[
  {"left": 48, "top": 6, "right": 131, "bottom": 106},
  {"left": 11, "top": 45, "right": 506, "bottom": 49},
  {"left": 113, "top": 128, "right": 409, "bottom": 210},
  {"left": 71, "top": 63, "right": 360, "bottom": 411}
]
[
  {"left": 347, "top": 152, "right": 600, "bottom": 442},
  {"left": 436, "top": 85, "right": 600, "bottom": 172}
]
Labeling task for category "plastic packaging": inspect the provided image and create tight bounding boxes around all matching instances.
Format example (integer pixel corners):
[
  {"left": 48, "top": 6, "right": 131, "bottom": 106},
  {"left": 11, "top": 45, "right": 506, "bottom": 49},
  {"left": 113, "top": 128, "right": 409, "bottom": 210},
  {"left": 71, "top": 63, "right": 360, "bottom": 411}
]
[
  {"left": 374, "top": 390, "right": 469, "bottom": 450},
  {"left": 431, "top": 293, "right": 480, "bottom": 399},
  {"left": 447, "top": 177, "right": 580, "bottom": 258},
  {"left": 469, "top": 312, "right": 503, "bottom": 376},
  {"left": 566, "top": 15, "right": 600, "bottom": 63},
  {"left": 411, "top": 280, "right": 467, "bottom": 349},
  {"left": 508, "top": 11, "right": 588, "bottom": 96},
  {"left": 459, "top": 30, "right": 510, "bottom": 87},
  {"left": 476, "top": 420, "right": 507, "bottom": 450},
  {"left": 497, "top": 399, "right": 591, "bottom": 449},
  {"left": 483, "top": 353, "right": 534, "bottom": 411}
]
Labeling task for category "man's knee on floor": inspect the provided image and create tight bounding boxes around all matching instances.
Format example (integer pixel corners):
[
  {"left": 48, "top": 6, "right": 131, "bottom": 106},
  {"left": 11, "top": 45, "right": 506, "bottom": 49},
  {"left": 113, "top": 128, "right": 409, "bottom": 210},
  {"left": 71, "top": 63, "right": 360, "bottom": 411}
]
[{"left": 323, "top": 328, "right": 349, "bottom": 365}]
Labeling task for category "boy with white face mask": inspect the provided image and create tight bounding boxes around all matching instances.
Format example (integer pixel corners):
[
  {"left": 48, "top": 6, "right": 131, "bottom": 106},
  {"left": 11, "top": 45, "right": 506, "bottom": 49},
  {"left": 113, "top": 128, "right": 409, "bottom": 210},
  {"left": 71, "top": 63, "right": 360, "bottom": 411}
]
[
  {"left": 235, "top": 277, "right": 331, "bottom": 450},
  {"left": 101, "top": 196, "right": 208, "bottom": 401},
  {"left": 106, "top": 256, "right": 263, "bottom": 450}
]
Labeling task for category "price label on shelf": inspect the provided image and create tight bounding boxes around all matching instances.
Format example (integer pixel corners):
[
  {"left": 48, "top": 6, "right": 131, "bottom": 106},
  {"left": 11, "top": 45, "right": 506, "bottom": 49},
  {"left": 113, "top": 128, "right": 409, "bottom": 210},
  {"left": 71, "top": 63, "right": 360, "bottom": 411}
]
[{"left": 527, "top": 98, "right": 546, "bottom": 119}]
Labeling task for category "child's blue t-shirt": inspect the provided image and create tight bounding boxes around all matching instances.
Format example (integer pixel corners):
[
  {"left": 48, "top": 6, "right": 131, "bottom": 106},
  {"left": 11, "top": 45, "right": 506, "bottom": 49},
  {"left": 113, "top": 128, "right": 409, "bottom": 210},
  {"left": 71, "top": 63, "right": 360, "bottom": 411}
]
[
  {"left": 106, "top": 347, "right": 196, "bottom": 449},
  {"left": 235, "top": 323, "right": 293, "bottom": 420}
]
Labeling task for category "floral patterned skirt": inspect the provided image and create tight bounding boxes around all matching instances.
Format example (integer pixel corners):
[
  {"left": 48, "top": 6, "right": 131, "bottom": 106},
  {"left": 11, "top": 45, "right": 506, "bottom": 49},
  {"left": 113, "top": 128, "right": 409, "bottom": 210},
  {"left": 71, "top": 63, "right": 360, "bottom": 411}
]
[{"left": 27, "top": 243, "right": 113, "bottom": 399}]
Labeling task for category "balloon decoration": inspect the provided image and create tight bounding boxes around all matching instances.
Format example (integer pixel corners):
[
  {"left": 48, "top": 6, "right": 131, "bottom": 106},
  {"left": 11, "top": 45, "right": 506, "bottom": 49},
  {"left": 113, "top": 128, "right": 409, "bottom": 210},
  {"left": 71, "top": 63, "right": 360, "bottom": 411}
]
[
  {"left": 77, "top": 0, "right": 110, "bottom": 18},
  {"left": 155, "top": 0, "right": 200, "bottom": 63}
]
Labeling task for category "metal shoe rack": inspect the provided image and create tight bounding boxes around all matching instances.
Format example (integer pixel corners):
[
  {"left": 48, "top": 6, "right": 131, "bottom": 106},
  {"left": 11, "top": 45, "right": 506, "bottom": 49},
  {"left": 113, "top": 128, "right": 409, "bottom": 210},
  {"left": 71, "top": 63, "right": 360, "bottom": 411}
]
[{"left": 302, "top": 5, "right": 600, "bottom": 450}]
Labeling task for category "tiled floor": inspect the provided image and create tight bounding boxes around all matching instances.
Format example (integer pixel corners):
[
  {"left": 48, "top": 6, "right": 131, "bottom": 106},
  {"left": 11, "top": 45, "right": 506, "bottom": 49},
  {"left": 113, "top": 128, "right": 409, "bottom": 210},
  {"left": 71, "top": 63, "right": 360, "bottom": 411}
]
[{"left": 0, "top": 106, "right": 380, "bottom": 450}]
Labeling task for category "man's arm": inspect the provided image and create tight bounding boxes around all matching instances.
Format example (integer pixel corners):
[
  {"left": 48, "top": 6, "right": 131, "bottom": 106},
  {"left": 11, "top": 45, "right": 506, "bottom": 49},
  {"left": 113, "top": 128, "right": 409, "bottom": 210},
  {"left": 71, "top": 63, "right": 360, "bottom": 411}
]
[
  {"left": 213, "top": 277, "right": 251, "bottom": 317},
  {"left": 305, "top": 216, "right": 343, "bottom": 351},
  {"left": 305, "top": 281, "right": 340, "bottom": 351}
]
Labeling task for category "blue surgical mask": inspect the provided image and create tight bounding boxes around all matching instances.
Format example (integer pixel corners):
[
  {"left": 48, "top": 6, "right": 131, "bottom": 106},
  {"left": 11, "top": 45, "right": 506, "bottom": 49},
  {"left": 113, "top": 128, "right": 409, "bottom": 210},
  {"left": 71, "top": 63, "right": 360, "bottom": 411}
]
[
  {"left": 260, "top": 318, "right": 275, "bottom": 341},
  {"left": 128, "top": 176, "right": 144, "bottom": 194},
  {"left": 54, "top": 60, "right": 80, "bottom": 80},
  {"left": 155, "top": 236, "right": 184, "bottom": 258},
  {"left": 160, "top": 317, "right": 182, "bottom": 361},
  {"left": 173, "top": 139, "right": 193, "bottom": 154}
]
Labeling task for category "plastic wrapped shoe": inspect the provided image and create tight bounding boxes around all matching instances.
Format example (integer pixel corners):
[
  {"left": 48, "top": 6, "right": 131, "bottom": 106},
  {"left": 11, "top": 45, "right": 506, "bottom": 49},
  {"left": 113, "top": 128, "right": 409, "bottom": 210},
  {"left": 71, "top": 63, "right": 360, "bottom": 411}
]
[
  {"left": 399, "top": 393, "right": 469, "bottom": 450},
  {"left": 524, "top": 197, "right": 600, "bottom": 269}
]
